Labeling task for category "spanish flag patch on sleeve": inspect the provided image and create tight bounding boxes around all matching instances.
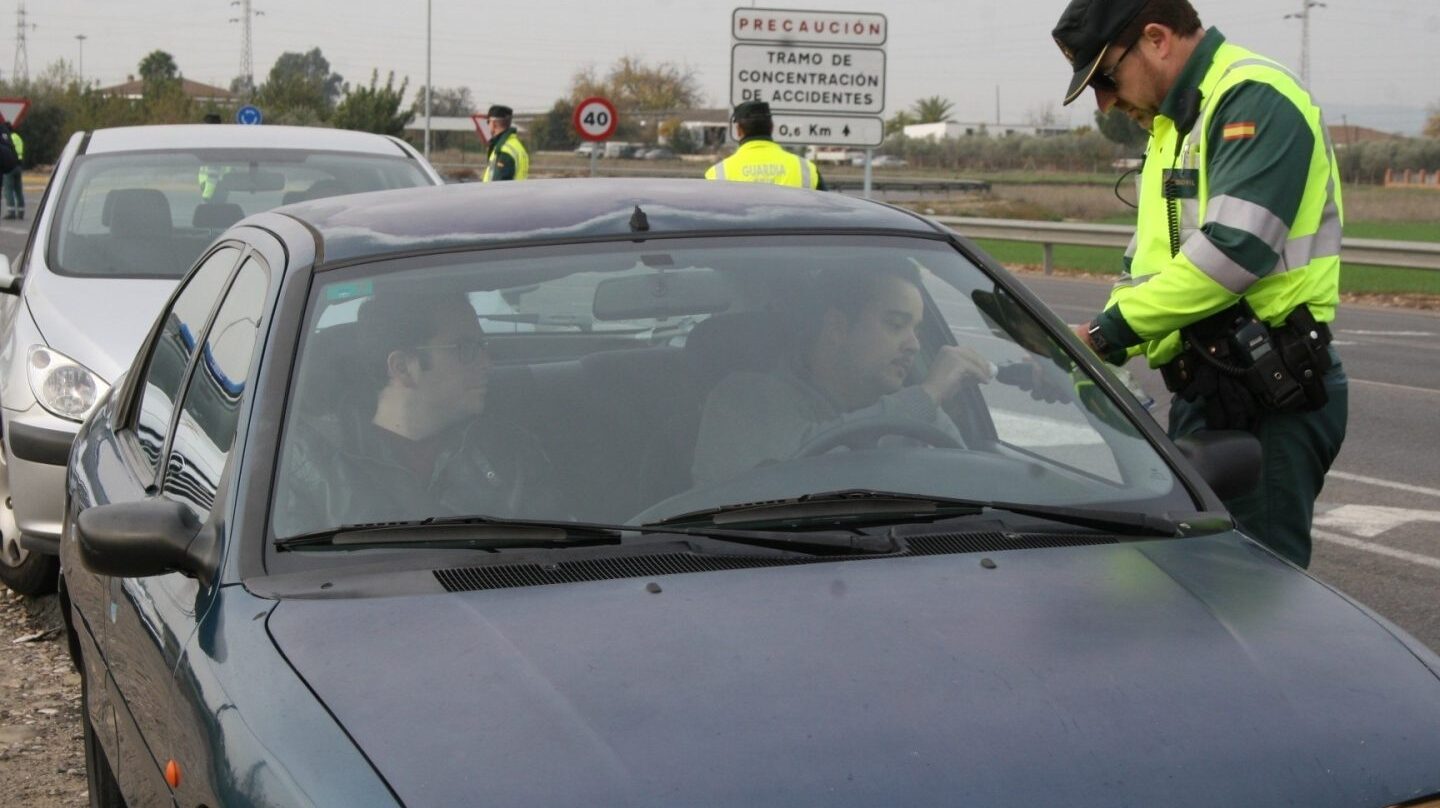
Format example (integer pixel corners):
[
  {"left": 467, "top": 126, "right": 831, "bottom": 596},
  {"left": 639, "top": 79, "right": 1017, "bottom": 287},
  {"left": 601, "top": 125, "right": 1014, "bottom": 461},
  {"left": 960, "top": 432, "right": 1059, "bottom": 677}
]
[{"left": 1222, "top": 122, "right": 1257, "bottom": 141}]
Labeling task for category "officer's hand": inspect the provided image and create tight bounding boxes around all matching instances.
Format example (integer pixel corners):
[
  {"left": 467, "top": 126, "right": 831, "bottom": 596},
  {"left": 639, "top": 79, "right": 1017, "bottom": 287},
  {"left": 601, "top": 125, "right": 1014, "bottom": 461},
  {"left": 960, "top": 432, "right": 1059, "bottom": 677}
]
[
  {"left": 995, "top": 359, "right": 1073, "bottom": 404},
  {"left": 921, "top": 346, "right": 994, "bottom": 405}
]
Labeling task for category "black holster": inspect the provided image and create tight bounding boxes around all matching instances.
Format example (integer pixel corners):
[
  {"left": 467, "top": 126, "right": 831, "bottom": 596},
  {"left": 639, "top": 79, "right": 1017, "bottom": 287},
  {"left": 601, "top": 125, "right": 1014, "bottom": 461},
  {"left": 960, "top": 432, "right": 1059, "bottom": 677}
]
[{"left": 1161, "top": 301, "right": 1332, "bottom": 430}]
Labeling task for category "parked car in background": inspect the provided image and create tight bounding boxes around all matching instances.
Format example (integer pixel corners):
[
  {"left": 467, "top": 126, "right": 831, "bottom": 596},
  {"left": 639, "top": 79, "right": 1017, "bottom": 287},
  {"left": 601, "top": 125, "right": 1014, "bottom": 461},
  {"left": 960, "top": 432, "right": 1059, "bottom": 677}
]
[
  {"left": 852, "top": 154, "right": 909, "bottom": 168},
  {"left": 0, "top": 124, "right": 442, "bottom": 596},
  {"left": 61, "top": 179, "right": 1440, "bottom": 807},
  {"left": 641, "top": 147, "right": 676, "bottom": 160},
  {"left": 573, "top": 142, "right": 602, "bottom": 158}
]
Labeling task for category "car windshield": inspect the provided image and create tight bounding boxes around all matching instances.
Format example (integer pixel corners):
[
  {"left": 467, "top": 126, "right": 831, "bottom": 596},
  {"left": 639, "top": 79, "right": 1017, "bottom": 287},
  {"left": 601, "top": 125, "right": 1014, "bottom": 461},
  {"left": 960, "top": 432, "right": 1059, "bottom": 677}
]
[
  {"left": 50, "top": 148, "right": 432, "bottom": 279},
  {"left": 271, "top": 235, "right": 1191, "bottom": 540}
]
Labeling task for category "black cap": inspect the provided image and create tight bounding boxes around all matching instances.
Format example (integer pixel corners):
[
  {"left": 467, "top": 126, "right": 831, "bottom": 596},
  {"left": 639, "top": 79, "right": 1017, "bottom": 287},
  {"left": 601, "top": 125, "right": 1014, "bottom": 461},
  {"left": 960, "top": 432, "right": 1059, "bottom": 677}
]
[
  {"left": 1052, "top": 0, "right": 1149, "bottom": 105},
  {"left": 730, "top": 101, "right": 771, "bottom": 122},
  {"left": 487, "top": 104, "right": 513, "bottom": 119}
]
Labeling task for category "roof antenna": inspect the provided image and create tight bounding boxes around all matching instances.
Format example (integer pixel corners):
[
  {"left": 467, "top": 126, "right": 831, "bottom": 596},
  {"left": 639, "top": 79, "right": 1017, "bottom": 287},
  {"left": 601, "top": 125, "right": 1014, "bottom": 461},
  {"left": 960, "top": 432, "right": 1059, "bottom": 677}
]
[{"left": 629, "top": 205, "right": 650, "bottom": 233}]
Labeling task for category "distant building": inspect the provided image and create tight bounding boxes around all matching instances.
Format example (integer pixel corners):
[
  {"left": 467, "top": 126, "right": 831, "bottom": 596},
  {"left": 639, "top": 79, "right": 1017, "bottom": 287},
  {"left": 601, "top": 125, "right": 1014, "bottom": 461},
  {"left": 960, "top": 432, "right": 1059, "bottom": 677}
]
[
  {"left": 98, "top": 77, "right": 238, "bottom": 107},
  {"left": 1328, "top": 124, "right": 1406, "bottom": 146},
  {"left": 903, "top": 121, "right": 1070, "bottom": 139}
]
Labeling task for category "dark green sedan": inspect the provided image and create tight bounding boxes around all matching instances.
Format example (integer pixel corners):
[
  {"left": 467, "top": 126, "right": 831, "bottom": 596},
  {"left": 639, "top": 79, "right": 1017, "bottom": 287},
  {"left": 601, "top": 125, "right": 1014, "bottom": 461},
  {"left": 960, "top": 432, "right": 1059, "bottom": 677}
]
[{"left": 60, "top": 180, "right": 1440, "bottom": 807}]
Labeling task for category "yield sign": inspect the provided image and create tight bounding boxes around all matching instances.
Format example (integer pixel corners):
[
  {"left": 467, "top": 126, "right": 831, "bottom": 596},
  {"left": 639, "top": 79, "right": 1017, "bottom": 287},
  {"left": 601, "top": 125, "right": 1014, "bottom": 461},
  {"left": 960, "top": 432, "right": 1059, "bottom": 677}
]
[{"left": 0, "top": 98, "right": 31, "bottom": 126}]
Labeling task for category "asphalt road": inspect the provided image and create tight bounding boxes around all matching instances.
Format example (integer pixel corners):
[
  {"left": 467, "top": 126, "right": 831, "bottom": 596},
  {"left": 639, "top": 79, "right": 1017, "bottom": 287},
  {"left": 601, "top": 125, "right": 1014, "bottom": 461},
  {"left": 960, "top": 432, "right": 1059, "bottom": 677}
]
[{"left": 3, "top": 218, "right": 1438, "bottom": 654}]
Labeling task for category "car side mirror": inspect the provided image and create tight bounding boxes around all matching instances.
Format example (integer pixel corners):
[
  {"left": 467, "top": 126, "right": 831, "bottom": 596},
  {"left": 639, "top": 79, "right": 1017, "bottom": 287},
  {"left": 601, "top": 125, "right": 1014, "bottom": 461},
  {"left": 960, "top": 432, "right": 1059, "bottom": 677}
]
[
  {"left": 1173, "top": 430, "right": 1262, "bottom": 501},
  {"left": 75, "top": 499, "right": 218, "bottom": 582}
]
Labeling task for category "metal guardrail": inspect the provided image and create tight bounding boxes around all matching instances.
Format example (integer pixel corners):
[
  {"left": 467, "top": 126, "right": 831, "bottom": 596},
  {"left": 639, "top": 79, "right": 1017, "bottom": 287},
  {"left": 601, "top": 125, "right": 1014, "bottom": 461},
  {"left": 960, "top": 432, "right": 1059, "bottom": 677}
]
[{"left": 931, "top": 216, "right": 1440, "bottom": 274}]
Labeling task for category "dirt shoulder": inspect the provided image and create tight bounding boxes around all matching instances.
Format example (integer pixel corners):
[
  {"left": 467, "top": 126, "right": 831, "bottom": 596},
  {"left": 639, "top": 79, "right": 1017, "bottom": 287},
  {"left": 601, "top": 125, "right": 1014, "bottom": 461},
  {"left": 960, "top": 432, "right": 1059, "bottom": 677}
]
[{"left": 0, "top": 586, "right": 87, "bottom": 807}]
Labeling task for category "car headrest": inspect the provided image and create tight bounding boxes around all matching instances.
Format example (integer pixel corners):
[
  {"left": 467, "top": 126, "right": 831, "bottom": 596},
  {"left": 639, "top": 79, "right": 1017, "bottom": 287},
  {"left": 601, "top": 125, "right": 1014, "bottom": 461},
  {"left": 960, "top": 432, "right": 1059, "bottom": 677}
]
[
  {"left": 192, "top": 202, "right": 245, "bottom": 229},
  {"left": 295, "top": 321, "right": 369, "bottom": 415},
  {"left": 106, "top": 189, "right": 173, "bottom": 237},
  {"left": 684, "top": 311, "right": 791, "bottom": 379}
]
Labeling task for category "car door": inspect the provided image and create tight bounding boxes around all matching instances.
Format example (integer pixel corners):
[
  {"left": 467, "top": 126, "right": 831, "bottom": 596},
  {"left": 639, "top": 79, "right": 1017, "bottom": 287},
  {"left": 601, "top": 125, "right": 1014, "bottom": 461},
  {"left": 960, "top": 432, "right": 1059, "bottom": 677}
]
[{"left": 92, "top": 242, "right": 271, "bottom": 805}]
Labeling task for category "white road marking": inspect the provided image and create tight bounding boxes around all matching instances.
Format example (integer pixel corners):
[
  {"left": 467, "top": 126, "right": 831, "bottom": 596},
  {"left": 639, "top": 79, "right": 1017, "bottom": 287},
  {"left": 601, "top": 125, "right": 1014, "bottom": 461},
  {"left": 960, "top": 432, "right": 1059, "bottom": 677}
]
[
  {"left": 1328, "top": 471, "right": 1440, "bottom": 500},
  {"left": 990, "top": 411, "right": 1103, "bottom": 447},
  {"left": 1313, "top": 529, "right": 1440, "bottom": 571},
  {"left": 1343, "top": 330, "right": 1436, "bottom": 337},
  {"left": 1347, "top": 378, "right": 1440, "bottom": 396},
  {"left": 1313, "top": 504, "right": 1440, "bottom": 538}
]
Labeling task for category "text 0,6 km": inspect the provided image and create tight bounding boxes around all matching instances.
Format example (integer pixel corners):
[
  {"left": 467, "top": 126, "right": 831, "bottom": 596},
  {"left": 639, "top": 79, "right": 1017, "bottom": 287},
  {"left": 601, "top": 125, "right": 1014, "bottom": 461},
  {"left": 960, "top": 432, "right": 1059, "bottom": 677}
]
[{"left": 574, "top": 97, "right": 620, "bottom": 142}]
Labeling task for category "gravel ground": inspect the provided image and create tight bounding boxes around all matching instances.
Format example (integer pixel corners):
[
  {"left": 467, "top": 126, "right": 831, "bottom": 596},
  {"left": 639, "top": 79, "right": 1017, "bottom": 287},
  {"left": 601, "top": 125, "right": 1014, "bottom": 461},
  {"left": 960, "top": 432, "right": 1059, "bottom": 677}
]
[{"left": 0, "top": 586, "right": 87, "bottom": 807}]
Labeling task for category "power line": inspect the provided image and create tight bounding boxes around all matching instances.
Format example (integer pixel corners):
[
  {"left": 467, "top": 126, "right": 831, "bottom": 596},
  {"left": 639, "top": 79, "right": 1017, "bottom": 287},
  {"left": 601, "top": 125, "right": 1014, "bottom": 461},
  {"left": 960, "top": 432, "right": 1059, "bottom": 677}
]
[
  {"left": 14, "top": 2, "right": 37, "bottom": 83},
  {"left": 230, "top": 0, "right": 264, "bottom": 96},
  {"left": 1284, "top": 0, "right": 1327, "bottom": 86}
]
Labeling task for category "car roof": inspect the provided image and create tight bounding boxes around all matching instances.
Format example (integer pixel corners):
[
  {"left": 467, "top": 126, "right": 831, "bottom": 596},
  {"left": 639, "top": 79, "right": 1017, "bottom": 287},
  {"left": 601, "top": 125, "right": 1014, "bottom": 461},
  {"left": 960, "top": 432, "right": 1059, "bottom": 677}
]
[
  {"left": 82, "top": 124, "right": 414, "bottom": 157},
  {"left": 275, "top": 178, "right": 942, "bottom": 267}
]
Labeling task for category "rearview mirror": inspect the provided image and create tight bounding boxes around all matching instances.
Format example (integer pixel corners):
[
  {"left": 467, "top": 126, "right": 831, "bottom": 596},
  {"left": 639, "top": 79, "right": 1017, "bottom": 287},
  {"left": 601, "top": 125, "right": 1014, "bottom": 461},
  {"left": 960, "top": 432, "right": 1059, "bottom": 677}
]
[
  {"left": 75, "top": 499, "right": 218, "bottom": 582},
  {"left": 218, "top": 169, "right": 287, "bottom": 193},
  {"left": 1173, "top": 430, "right": 1262, "bottom": 501}
]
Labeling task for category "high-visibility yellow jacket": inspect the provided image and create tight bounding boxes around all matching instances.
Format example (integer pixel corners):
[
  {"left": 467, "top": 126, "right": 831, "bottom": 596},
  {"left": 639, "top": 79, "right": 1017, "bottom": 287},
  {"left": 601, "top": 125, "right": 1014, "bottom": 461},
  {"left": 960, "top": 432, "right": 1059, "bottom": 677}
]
[
  {"left": 705, "top": 138, "right": 823, "bottom": 189},
  {"left": 1094, "top": 29, "right": 1343, "bottom": 367},
  {"left": 483, "top": 128, "right": 530, "bottom": 182}
]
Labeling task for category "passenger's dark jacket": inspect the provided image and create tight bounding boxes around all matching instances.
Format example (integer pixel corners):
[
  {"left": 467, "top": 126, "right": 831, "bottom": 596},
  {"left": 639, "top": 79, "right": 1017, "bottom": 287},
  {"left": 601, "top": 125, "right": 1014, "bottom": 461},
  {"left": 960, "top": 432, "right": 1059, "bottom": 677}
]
[{"left": 275, "top": 409, "right": 564, "bottom": 537}]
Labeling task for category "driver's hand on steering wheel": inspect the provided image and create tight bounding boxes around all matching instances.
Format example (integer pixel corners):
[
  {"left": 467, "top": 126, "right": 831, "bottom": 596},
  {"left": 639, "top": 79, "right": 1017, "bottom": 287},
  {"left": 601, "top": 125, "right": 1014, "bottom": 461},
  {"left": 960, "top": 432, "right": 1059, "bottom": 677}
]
[{"left": 920, "top": 345, "right": 994, "bottom": 405}]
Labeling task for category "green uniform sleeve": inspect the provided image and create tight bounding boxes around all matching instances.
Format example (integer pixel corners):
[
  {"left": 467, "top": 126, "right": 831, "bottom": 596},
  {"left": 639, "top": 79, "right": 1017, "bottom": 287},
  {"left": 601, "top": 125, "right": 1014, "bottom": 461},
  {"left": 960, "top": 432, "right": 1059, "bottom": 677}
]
[{"left": 1197, "top": 82, "right": 1314, "bottom": 278}]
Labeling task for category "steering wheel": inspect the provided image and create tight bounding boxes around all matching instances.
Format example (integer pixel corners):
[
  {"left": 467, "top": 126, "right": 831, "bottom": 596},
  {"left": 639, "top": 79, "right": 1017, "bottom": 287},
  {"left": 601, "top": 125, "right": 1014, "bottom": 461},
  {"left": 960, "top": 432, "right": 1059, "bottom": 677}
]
[{"left": 797, "top": 416, "right": 962, "bottom": 457}]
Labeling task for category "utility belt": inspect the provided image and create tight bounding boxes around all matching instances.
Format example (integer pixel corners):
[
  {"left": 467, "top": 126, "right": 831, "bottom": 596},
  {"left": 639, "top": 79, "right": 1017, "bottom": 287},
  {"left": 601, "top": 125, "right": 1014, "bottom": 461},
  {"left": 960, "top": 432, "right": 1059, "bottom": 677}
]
[{"left": 1160, "top": 300, "right": 1333, "bottom": 430}]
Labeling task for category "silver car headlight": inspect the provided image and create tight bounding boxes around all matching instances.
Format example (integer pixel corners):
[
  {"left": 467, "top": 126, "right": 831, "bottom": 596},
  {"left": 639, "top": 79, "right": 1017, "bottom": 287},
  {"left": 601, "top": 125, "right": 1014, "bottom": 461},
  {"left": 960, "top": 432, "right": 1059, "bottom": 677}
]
[{"left": 27, "top": 346, "right": 110, "bottom": 423}]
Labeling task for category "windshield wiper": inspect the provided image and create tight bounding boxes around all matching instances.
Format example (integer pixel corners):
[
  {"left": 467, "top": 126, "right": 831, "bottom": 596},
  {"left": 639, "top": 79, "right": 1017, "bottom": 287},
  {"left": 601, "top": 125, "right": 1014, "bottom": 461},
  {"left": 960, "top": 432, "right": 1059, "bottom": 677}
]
[
  {"left": 648, "top": 490, "right": 1227, "bottom": 539},
  {"left": 275, "top": 514, "right": 891, "bottom": 555}
]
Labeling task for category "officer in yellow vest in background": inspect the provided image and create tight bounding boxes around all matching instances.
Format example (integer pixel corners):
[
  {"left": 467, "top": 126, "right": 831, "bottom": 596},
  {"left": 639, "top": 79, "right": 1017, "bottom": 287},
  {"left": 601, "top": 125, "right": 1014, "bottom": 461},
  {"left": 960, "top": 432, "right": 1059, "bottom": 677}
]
[
  {"left": 705, "top": 102, "right": 826, "bottom": 190},
  {"left": 1054, "top": 0, "right": 1346, "bottom": 568},
  {"left": 1, "top": 117, "right": 23, "bottom": 220},
  {"left": 482, "top": 105, "right": 529, "bottom": 182}
]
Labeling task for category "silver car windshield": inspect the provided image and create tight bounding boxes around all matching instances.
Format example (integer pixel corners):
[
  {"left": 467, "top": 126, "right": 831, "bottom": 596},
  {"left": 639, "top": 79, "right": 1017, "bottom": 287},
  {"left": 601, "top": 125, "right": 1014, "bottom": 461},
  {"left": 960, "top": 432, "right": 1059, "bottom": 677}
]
[
  {"left": 50, "top": 148, "right": 433, "bottom": 279},
  {"left": 271, "top": 236, "right": 1186, "bottom": 539}
]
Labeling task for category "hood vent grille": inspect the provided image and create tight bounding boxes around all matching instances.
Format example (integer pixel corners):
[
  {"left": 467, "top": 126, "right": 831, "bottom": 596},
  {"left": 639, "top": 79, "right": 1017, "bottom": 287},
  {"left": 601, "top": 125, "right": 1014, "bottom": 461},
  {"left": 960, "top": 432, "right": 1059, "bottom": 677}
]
[{"left": 434, "top": 531, "right": 1118, "bottom": 593}]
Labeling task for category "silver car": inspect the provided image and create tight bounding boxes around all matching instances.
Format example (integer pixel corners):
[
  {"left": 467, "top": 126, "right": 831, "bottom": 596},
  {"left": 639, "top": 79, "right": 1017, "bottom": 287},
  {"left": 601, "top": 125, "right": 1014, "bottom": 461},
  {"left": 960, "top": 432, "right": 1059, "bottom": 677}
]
[{"left": 0, "top": 124, "right": 442, "bottom": 594}]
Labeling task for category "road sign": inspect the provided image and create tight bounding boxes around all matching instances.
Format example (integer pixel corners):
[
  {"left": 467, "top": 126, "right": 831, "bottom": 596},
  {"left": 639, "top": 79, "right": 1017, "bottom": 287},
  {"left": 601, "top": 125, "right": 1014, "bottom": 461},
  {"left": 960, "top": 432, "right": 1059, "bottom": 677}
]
[
  {"left": 731, "top": 43, "right": 885, "bottom": 115},
  {"left": 0, "top": 98, "right": 31, "bottom": 126},
  {"left": 236, "top": 105, "right": 263, "bottom": 125},
  {"left": 771, "top": 114, "right": 883, "bottom": 147},
  {"left": 573, "top": 97, "right": 619, "bottom": 142},
  {"left": 732, "top": 8, "right": 886, "bottom": 46}
]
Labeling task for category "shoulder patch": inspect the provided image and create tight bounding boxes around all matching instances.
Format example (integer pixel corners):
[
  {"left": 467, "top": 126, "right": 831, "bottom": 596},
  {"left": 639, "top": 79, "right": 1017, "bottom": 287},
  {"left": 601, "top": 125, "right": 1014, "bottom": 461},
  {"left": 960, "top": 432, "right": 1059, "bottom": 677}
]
[{"left": 1222, "top": 121, "right": 1257, "bottom": 141}]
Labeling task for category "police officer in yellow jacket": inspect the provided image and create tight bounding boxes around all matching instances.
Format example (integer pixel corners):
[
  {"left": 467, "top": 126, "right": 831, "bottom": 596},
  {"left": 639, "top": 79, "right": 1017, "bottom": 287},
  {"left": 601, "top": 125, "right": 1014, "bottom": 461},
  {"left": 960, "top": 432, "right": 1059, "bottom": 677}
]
[
  {"left": 705, "top": 102, "right": 826, "bottom": 190},
  {"left": 483, "top": 105, "right": 529, "bottom": 182},
  {"left": 1054, "top": 0, "right": 1347, "bottom": 568}
]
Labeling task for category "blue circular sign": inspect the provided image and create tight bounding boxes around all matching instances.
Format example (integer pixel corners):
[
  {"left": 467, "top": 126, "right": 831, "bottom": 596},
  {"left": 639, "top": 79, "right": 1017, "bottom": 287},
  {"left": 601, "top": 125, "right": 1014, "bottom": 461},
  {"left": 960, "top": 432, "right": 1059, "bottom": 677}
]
[{"left": 236, "top": 105, "right": 263, "bottom": 125}]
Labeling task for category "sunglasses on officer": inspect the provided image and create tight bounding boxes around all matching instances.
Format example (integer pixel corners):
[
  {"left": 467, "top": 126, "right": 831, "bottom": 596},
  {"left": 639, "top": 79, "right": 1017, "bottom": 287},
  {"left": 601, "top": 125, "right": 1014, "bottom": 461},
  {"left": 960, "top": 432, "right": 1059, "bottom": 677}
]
[{"left": 1089, "top": 35, "right": 1139, "bottom": 93}]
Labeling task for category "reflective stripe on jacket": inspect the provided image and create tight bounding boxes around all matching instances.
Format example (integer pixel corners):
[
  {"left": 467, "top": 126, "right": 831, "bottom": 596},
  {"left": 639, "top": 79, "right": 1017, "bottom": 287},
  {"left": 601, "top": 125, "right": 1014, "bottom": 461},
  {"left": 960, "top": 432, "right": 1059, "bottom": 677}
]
[
  {"left": 705, "top": 139, "right": 821, "bottom": 189},
  {"left": 1101, "top": 34, "right": 1343, "bottom": 367},
  {"left": 483, "top": 129, "right": 530, "bottom": 182}
]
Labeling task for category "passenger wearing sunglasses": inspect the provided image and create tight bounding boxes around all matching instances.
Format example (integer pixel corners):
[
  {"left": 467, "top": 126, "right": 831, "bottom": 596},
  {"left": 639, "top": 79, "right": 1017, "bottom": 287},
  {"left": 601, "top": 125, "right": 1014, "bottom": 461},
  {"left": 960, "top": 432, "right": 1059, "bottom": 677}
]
[
  {"left": 1052, "top": 0, "right": 1347, "bottom": 569},
  {"left": 280, "top": 290, "right": 562, "bottom": 532}
]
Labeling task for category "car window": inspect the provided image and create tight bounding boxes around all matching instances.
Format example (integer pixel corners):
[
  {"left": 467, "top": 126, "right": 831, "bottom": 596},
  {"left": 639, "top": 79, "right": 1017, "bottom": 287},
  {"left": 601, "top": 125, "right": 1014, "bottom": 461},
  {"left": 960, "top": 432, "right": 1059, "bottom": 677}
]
[
  {"left": 132, "top": 246, "right": 241, "bottom": 473},
  {"left": 162, "top": 256, "right": 269, "bottom": 520},
  {"left": 49, "top": 148, "right": 432, "bottom": 279},
  {"left": 271, "top": 236, "right": 1187, "bottom": 540}
]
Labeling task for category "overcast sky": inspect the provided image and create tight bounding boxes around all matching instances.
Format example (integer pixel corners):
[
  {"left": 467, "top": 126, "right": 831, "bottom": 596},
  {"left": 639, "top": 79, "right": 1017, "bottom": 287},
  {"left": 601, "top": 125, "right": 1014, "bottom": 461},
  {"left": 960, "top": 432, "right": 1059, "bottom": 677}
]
[{"left": 16, "top": 0, "right": 1440, "bottom": 133}]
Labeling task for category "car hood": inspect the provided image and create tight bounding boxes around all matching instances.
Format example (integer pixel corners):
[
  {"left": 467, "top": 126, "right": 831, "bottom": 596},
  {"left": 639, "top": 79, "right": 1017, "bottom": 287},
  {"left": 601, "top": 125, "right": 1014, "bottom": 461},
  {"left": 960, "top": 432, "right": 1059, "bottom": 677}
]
[
  {"left": 25, "top": 269, "right": 176, "bottom": 383},
  {"left": 267, "top": 534, "right": 1440, "bottom": 808}
]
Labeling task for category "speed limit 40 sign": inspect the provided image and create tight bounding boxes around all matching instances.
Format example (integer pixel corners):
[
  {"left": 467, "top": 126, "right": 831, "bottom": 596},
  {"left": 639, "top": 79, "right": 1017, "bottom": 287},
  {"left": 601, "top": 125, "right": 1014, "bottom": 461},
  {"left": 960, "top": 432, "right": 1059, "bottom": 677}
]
[{"left": 573, "top": 97, "right": 619, "bottom": 142}]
